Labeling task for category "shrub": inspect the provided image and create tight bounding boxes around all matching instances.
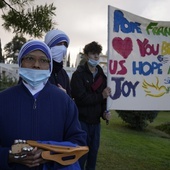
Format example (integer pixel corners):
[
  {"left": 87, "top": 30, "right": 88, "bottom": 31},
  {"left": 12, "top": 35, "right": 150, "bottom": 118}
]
[
  {"left": 115, "top": 110, "right": 159, "bottom": 130},
  {"left": 0, "top": 75, "right": 17, "bottom": 91},
  {"left": 155, "top": 122, "right": 170, "bottom": 135}
]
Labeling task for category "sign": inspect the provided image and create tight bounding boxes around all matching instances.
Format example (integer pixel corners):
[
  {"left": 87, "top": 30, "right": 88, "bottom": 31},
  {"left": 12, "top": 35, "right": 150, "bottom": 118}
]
[{"left": 107, "top": 6, "right": 170, "bottom": 110}]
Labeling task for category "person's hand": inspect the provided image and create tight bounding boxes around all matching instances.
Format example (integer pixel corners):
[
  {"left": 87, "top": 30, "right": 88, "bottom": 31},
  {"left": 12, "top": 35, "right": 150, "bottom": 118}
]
[
  {"left": 103, "top": 110, "right": 111, "bottom": 121},
  {"left": 9, "top": 147, "right": 47, "bottom": 167},
  {"left": 57, "top": 84, "right": 67, "bottom": 93},
  {"left": 102, "top": 87, "right": 111, "bottom": 99}
]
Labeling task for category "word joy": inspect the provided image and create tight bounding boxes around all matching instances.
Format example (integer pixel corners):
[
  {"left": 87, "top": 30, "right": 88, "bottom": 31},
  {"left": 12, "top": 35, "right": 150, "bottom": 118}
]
[{"left": 110, "top": 77, "right": 139, "bottom": 100}]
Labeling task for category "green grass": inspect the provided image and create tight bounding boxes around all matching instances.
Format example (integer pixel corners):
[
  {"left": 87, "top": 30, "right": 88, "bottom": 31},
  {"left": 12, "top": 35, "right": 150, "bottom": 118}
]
[{"left": 96, "top": 111, "right": 170, "bottom": 170}]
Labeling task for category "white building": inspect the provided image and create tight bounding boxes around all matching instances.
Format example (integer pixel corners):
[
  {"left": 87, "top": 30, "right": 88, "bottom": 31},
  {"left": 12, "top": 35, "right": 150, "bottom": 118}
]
[
  {"left": 0, "top": 63, "right": 76, "bottom": 80},
  {"left": 0, "top": 52, "right": 108, "bottom": 80},
  {"left": 0, "top": 63, "right": 19, "bottom": 81}
]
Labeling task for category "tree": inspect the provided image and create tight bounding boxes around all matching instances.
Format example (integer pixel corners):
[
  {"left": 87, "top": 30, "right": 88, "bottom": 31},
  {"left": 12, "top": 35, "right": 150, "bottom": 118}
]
[
  {"left": 4, "top": 34, "right": 27, "bottom": 63},
  {"left": 67, "top": 53, "right": 70, "bottom": 67},
  {"left": 79, "top": 55, "right": 87, "bottom": 66},
  {"left": 0, "top": 0, "right": 56, "bottom": 37},
  {"left": 0, "top": 75, "right": 17, "bottom": 91},
  {"left": 0, "top": 39, "right": 5, "bottom": 63}
]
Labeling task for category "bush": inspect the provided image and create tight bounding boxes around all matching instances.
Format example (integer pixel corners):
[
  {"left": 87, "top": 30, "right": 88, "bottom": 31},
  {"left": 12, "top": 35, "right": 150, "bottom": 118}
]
[
  {"left": 115, "top": 110, "right": 159, "bottom": 130},
  {"left": 0, "top": 75, "right": 17, "bottom": 91},
  {"left": 155, "top": 122, "right": 170, "bottom": 135}
]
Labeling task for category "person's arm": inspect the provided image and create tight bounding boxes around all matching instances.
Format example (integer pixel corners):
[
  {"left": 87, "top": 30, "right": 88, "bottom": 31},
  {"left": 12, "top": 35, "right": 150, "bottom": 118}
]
[
  {"left": 63, "top": 97, "right": 87, "bottom": 146},
  {"left": 71, "top": 72, "right": 104, "bottom": 106},
  {"left": 57, "top": 83, "right": 67, "bottom": 93},
  {"left": 65, "top": 72, "right": 71, "bottom": 96},
  {"left": 0, "top": 147, "right": 13, "bottom": 169}
]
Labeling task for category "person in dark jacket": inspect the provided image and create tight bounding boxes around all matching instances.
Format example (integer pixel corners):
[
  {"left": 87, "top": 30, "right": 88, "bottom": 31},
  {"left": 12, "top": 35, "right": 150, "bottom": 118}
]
[
  {"left": 44, "top": 29, "right": 71, "bottom": 96},
  {"left": 70, "top": 41, "right": 111, "bottom": 170},
  {"left": 0, "top": 40, "right": 87, "bottom": 170}
]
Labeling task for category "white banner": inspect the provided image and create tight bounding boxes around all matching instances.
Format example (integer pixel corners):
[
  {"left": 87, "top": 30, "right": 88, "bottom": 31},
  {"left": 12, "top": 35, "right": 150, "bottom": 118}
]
[{"left": 107, "top": 6, "right": 170, "bottom": 110}]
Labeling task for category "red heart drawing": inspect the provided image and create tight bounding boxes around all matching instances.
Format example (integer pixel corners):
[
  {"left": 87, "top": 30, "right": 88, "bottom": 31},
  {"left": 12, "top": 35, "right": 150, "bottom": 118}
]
[{"left": 112, "top": 37, "right": 133, "bottom": 59}]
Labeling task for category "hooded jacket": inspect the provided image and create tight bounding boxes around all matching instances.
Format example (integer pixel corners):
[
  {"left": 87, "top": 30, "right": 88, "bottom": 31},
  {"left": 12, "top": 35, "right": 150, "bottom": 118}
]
[{"left": 71, "top": 62, "right": 107, "bottom": 124}]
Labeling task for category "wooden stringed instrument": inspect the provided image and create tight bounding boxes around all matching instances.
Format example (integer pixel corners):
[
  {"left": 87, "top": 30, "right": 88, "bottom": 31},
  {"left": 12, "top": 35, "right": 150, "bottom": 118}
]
[{"left": 10, "top": 139, "right": 89, "bottom": 165}]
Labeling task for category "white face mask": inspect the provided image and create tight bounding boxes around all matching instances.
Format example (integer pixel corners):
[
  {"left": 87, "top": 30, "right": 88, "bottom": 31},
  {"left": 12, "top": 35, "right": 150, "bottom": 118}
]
[
  {"left": 50, "top": 45, "right": 67, "bottom": 63},
  {"left": 88, "top": 58, "right": 100, "bottom": 67},
  {"left": 19, "top": 68, "right": 50, "bottom": 88}
]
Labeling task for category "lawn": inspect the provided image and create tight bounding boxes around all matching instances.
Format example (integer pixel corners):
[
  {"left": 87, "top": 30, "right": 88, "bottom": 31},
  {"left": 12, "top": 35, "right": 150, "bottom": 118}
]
[{"left": 96, "top": 111, "right": 170, "bottom": 170}]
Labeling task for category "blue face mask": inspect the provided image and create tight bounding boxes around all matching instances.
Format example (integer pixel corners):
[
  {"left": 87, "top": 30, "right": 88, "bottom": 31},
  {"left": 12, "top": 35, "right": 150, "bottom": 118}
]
[
  {"left": 88, "top": 58, "right": 100, "bottom": 67},
  {"left": 19, "top": 68, "right": 50, "bottom": 87}
]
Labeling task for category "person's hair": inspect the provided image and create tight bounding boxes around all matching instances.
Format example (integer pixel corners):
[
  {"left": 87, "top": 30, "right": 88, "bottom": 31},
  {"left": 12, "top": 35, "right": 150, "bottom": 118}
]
[{"left": 83, "top": 41, "right": 102, "bottom": 55}]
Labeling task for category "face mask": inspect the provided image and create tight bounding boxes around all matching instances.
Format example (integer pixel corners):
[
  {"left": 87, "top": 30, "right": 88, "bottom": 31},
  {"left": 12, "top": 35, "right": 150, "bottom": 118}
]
[
  {"left": 88, "top": 58, "right": 100, "bottom": 67},
  {"left": 19, "top": 68, "right": 50, "bottom": 88},
  {"left": 50, "top": 45, "right": 67, "bottom": 63}
]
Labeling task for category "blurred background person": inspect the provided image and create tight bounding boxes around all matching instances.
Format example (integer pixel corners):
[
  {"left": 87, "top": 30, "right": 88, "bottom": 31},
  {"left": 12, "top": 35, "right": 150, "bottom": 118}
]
[{"left": 44, "top": 29, "right": 71, "bottom": 95}]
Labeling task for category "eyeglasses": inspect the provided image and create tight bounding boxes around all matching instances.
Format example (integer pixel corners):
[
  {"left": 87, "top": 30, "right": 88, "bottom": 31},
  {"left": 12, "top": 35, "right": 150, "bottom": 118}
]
[
  {"left": 57, "top": 41, "right": 68, "bottom": 48},
  {"left": 22, "top": 55, "right": 50, "bottom": 66}
]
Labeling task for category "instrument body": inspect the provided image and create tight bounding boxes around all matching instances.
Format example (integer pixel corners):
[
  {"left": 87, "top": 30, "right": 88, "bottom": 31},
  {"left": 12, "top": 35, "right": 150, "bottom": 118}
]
[{"left": 10, "top": 140, "right": 89, "bottom": 165}]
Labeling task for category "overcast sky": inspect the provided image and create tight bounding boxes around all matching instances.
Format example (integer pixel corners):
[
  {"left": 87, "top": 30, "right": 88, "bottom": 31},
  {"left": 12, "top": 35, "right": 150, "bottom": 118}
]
[{"left": 1, "top": 0, "right": 170, "bottom": 65}]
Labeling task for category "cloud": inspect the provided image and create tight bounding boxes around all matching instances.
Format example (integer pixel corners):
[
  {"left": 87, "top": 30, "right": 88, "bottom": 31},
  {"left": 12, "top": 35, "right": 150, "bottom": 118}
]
[
  {"left": 141, "top": 0, "right": 170, "bottom": 21},
  {"left": 1, "top": 0, "right": 170, "bottom": 66}
]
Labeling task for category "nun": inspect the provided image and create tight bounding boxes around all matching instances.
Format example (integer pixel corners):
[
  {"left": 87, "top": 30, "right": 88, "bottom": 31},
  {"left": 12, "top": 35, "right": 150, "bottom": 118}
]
[
  {"left": 44, "top": 29, "right": 71, "bottom": 96},
  {"left": 0, "top": 40, "right": 86, "bottom": 170}
]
